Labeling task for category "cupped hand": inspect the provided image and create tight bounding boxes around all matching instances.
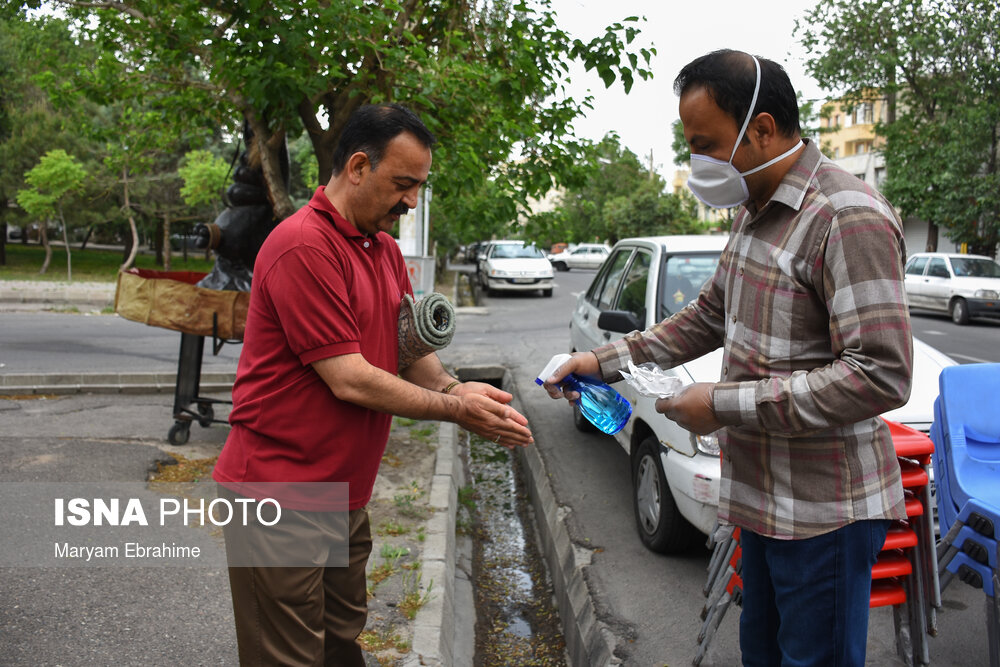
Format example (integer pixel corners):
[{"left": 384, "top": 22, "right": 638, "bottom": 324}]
[
  {"left": 654, "top": 382, "right": 722, "bottom": 435},
  {"left": 457, "top": 392, "right": 533, "bottom": 449},
  {"left": 451, "top": 381, "right": 513, "bottom": 405}
]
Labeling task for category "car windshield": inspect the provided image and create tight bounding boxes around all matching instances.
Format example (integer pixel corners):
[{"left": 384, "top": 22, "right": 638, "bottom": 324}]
[
  {"left": 950, "top": 257, "right": 1000, "bottom": 278},
  {"left": 658, "top": 253, "right": 720, "bottom": 318},
  {"left": 492, "top": 244, "right": 544, "bottom": 259}
]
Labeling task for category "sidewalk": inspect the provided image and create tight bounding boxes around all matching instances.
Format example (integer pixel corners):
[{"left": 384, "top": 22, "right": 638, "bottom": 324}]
[{"left": 0, "top": 284, "right": 465, "bottom": 667}]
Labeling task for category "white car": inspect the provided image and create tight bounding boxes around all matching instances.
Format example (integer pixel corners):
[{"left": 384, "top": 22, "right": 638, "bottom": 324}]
[
  {"left": 477, "top": 240, "right": 554, "bottom": 297},
  {"left": 548, "top": 243, "right": 611, "bottom": 271},
  {"left": 904, "top": 252, "right": 1000, "bottom": 324},
  {"left": 569, "top": 235, "right": 957, "bottom": 553}
]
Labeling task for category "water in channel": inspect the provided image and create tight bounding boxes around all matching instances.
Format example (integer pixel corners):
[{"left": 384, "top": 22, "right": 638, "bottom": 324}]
[{"left": 463, "top": 432, "right": 567, "bottom": 666}]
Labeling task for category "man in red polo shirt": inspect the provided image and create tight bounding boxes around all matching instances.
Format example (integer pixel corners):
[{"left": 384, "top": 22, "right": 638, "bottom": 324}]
[{"left": 214, "top": 103, "right": 533, "bottom": 666}]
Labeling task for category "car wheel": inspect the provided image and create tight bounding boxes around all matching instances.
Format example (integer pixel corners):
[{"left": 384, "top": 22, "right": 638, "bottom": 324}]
[
  {"left": 542, "top": 288, "right": 553, "bottom": 297},
  {"left": 553, "top": 261, "right": 568, "bottom": 272},
  {"left": 572, "top": 401, "right": 597, "bottom": 433},
  {"left": 950, "top": 298, "right": 970, "bottom": 325},
  {"left": 631, "top": 435, "right": 701, "bottom": 554}
]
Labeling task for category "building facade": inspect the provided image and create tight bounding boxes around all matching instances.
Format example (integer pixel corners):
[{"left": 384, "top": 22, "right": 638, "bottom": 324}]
[{"left": 820, "top": 98, "right": 957, "bottom": 256}]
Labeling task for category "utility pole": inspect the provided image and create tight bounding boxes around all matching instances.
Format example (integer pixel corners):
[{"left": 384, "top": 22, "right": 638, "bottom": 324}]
[{"left": 648, "top": 149, "right": 655, "bottom": 180}]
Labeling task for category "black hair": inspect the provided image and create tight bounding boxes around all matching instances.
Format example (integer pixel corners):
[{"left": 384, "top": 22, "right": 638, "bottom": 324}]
[
  {"left": 673, "top": 50, "right": 801, "bottom": 139},
  {"left": 330, "top": 103, "right": 436, "bottom": 175}
]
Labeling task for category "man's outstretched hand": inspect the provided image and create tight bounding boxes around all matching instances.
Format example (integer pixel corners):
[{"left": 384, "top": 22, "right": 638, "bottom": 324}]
[{"left": 452, "top": 382, "right": 533, "bottom": 449}]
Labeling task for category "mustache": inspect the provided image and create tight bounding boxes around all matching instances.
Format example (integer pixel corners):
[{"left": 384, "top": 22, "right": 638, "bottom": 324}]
[{"left": 390, "top": 202, "right": 410, "bottom": 216}]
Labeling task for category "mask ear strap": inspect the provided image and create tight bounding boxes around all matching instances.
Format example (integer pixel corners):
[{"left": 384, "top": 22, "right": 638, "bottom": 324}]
[{"left": 729, "top": 55, "right": 761, "bottom": 163}]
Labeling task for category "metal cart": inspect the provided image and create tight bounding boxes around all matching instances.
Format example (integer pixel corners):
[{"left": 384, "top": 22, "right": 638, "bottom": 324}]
[{"left": 167, "top": 316, "right": 242, "bottom": 446}]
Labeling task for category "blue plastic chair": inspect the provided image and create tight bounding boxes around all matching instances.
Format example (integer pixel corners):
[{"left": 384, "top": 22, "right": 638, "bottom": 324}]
[
  {"left": 931, "top": 363, "right": 1000, "bottom": 666},
  {"left": 936, "top": 363, "right": 1000, "bottom": 516},
  {"left": 931, "top": 396, "right": 960, "bottom": 532}
]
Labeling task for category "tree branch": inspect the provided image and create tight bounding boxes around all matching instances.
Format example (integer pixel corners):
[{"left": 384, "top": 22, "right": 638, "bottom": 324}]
[{"left": 51, "top": 0, "right": 156, "bottom": 29}]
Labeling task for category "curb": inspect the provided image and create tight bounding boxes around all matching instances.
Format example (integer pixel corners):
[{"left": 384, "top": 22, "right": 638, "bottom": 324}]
[
  {"left": 0, "top": 371, "right": 235, "bottom": 396},
  {"left": 406, "top": 421, "right": 461, "bottom": 667},
  {"left": 515, "top": 439, "right": 619, "bottom": 666},
  {"left": 0, "top": 284, "right": 115, "bottom": 309},
  {"left": 510, "top": 378, "right": 619, "bottom": 667}
]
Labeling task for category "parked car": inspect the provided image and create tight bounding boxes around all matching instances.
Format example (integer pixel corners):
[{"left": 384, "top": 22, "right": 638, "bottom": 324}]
[
  {"left": 904, "top": 252, "right": 1000, "bottom": 324},
  {"left": 477, "top": 240, "right": 554, "bottom": 297},
  {"left": 548, "top": 243, "right": 612, "bottom": 271},
  {"left": 569, "top": 235, "right": 957, "bottom": 553}
]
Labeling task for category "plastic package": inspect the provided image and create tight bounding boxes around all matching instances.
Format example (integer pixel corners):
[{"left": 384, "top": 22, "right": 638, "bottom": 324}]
[{"left": 618, "top": 360, "right": 683, "bottom": 399}]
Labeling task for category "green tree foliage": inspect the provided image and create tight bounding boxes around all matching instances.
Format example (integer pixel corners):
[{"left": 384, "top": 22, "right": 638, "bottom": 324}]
[
  {"left": 24, "top": 0, "right": 652, "bottom": 258},
  {"left": 1, "top": 13, "right": 230, "bottom": 275},
  {"left": 0, "top": 17, "right": 112, "bottom": 246},
  {"left": 178, "top": 150, "right": 230, "bottom": 216},
  {"left": 798, "top": 0, "right": 1000, "bottom": 256},
  {"left": 556, "top": 134, "right": 702, "bottom": 244},
  {"left": 671, "top": 120, "right": 690, "bottom": 167},
  {"left": 17, "top": 149, "right": 87, "bottom": 278}
]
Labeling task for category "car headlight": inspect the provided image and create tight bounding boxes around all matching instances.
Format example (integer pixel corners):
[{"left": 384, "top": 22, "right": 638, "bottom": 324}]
[
  {"left": 692, "top": 431, "right": 721, "bottom": 457},
  {"left": 489, "top": 269, "right": 508, "bottom": 277},
  {"left": 974, "top": 289, "right": 999, "bottom": 299}
]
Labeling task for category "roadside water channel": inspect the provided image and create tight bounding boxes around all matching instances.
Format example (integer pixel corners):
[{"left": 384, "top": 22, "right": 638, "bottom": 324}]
[{"left": 462, "top": 430, "right": 568, "bottom": 666}]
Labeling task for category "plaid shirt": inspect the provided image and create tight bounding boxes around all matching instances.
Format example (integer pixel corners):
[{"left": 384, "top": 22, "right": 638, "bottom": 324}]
[{"left": 595, "top": 140, "right": 910, "bottom": 539}]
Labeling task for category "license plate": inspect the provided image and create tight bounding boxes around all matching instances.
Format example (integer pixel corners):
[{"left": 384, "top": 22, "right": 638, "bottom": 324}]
[{"left": 513, "top": 278, "right": 535, "bottom": 284}]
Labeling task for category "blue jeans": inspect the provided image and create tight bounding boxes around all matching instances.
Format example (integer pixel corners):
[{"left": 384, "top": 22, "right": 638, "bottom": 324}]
[{"left": 739, "top": 520, "right": 891, "bottom": 667}]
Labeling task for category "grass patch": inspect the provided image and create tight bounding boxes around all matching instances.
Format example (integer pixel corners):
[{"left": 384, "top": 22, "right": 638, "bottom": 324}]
[
  {"left": 379, "top": 543, "right": 410, "bottom": 560},
  {"left": 0, "top": 243, "right": 215, "bottom": 282},
  {"left": 393, "top": 481, "right": 428, "bottom": 520},
  {"left": 398, "top": 572, "right": 434, "bottom": 620},
  {"left": 359, "top": 627, "right": 410, "bottom": 654},
  {"left": 148, "top": 453, "right": 218, "bottom": 483},
  {"left": 375, "top": 519, "right": 409, "bottom": 536},
  {"left": 410, "top": 423, "right": 438, "bottom": 443}
]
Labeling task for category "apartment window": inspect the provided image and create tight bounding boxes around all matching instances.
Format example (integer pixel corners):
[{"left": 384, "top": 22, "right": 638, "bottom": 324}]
[{"left": 862, "top": 103, "right": 874, "bottom": 124}]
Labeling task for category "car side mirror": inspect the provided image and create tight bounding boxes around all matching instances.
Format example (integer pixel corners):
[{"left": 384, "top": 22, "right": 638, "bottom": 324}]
[{"left": 598, "top": 310, "right": 642, "bottom": 334}]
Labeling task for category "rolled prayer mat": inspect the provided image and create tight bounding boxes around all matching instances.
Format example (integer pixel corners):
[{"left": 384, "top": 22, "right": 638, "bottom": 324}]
[{"left": 397, "top": 292, "right": 456, "bottom": 371}]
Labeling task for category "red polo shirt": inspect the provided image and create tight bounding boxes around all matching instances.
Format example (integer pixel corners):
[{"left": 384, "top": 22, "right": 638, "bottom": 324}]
[{"left": 213, "top": 187, "right": 413, "bottom": 509}]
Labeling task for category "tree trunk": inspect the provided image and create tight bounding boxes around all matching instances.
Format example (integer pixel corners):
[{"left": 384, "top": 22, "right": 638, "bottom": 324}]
[
  {"left": 244, "top": 110, "right": 296, "bottom": 220},
  {"left": 58, "top": 205, "right": 72, "bottom": 282},
  {"left": 0, "top": 223, "right": 6, "bottom": 266},
  {"left": 80, "top": 225, "right": 94, "bottom": 250},
  {"left": 926, "top": 221, "right": 939, "bottom": 252},
  {"left": 39, "top": 221, "right": 52, "bottom": 275},
  {"left": 121, "top": 165, "right": 139, "bottom": 271},
  {"left": 153, "top": 215, "right": 164, "bottom": 267},
  {"left": 163, "top": 210, "right": 172, "bottom": 271}
]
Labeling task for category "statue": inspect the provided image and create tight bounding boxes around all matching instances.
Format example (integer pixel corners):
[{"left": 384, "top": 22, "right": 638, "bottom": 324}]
[{"left": 194, "top": 118, "right": 289, "bottom": 292}]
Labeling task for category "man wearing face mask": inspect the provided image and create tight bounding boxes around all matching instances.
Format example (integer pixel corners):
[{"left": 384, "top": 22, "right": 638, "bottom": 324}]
[
  {"left": 214, "top": 103, "right": 533, "bottom": 666},
  {"left": 544, "top": 50, "right": 911, "bottom": 666}
]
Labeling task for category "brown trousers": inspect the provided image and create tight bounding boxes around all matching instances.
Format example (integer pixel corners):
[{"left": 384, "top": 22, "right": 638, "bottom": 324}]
[{"left": 223, "top": 507, "right": 372, "bottom": 666}]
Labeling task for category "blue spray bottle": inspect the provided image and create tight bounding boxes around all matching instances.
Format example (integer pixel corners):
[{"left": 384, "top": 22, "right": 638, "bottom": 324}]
[{"left": 536, "top": 353, "right": 632, "bottom": 435}]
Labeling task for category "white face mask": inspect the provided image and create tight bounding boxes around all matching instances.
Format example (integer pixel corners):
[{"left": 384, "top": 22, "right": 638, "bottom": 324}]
[{"left": 686, "top": 55, "right": 803, "bottom": 209}]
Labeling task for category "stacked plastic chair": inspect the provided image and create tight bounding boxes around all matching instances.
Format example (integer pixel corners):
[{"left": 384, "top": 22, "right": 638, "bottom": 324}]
[
  {"left": 693, "top": 525, "right": 741, "bottom": 666},
  {"left": 693, "top": 419, "right": 939, "bottom": 666},
  {"left": 871, "top": 420, "right": 939, "bottom": 666},
  {"left": 931, "top": 362, "right": 1000, "bottom": 667}
]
